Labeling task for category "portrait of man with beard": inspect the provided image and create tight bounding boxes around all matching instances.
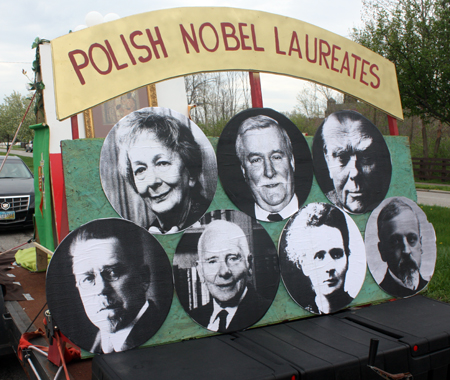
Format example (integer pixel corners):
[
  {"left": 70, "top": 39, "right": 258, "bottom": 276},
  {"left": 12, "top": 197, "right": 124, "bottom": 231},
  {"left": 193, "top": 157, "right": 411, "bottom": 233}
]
[{"left": 365, "top": 197, "right": 436, "bottom": 298}]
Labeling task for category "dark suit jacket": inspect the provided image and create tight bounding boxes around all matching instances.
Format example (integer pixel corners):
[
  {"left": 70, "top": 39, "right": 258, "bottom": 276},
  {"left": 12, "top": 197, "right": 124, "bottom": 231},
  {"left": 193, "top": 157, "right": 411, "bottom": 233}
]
[
  {"left": 245, "top": 194, "right": 301, "bottom": 221},
  {"left": 190, "top": 285, "right": 272, "bottom": 333},
  {"left": 90, "top": 300, "right": 160, "bottom": 353},
  {"left": 379, "top": 271, "right": 428, "bottom": 298},
  {"left": 304, "top": 288, "right": 353, "bottom": 315}
]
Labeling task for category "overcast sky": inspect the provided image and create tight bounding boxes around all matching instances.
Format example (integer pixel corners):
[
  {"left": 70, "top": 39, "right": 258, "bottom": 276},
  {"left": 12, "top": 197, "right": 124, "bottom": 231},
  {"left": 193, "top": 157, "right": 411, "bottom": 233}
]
[{"left": 0, "top": 0, "right": 363, "bottom": 113}]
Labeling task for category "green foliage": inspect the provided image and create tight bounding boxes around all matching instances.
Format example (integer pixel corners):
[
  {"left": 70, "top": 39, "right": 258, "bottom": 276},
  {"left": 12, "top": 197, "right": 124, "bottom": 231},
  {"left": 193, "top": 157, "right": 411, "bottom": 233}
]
[
  {"left": 352, "top": 0, "right": 450, "bottom": 126},
  {"left": 285, "top": 110, "right": 322, "bottom": 137},
  {"left": 0, "top": 91, "right": 36, "bottom": 146},
  {"left": 420, "top": 205, "right": 450, "bottom": 302}
]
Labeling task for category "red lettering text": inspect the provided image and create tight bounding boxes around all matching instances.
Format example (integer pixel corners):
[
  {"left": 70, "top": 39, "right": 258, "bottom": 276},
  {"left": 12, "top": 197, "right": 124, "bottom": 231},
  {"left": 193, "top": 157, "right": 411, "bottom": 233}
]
[
  {"left": 274, "top": 27, "right": 286, "bottom": 55},
  {"left": 88, "top": 43, "right": 112, "bottom": 75},
  {"left": 145, "top": 27, "right": 168, "bottom": 59},
  {"left": 239, "top": 23, "right": 251, "bottom": 50},
  {"left": 130, "top": 31, "right": 152, "bottom": 63},
  {"left": 222, "top": 23, "right": 240, "bottom": 51},
  {"left": 370, "top": 64, "right": 380, "bottom": 89},
  {"left": 351, "top": 54, "right": 361, "bottom": 80},
  {"left": 319, "top": 39, "right": 330, "bottom": 68},
  {"left": 180, "top": 24, "right": 200, "bottom": 54},
  {"left": 68, "top": 50, "right": 89, "bottom": 85},
  {"left": 288, "top": 32, "right": 302, "bottom": 58},
  {"left": 331, "top": 45, "right": 341, "bottom": 72},
  {"left": 305, "top": 35, "right": 317, "bottom": 63},
  {"left": 120, "top": 34, "right": 137, "bottom": 65},
  {"left": 199, "top": 23, "right": 219, "bottom": 52}
]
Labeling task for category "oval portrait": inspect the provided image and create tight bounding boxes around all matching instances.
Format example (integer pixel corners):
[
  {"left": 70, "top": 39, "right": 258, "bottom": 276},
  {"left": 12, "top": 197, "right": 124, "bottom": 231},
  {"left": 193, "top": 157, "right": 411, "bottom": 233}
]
[
  {"left": 312, "top": 110, "right": 392, "bottom": 214},
  {"left": 173, "top": 209, "right": 280, "bottom": 333},
  {"left": 365, "top": 197, "right": 436, "bottom": 298},
  {"left": 217, "top": 108, "right": 313, "bottom": 222},
  {"left": 46, "top": 218, "right": 173, "bottom": 354},
  {"left": 279, "top": 202, "right": 366, "bottom": 314},
  {"left": 100, "top": 107, "right": 217, "bottom": 234}
]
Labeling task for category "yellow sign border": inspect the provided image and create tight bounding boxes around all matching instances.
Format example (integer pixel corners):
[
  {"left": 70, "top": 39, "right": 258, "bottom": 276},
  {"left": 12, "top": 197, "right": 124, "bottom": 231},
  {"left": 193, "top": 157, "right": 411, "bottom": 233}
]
[{"left": 51, "top": 7, "right": 403, "bottom": 120}]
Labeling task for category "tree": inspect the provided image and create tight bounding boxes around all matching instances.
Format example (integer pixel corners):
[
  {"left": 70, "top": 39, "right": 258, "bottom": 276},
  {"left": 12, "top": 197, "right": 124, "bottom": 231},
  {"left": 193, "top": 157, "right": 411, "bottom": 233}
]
[
  {"left": 295, "top": 82, "right": 343, "bottom": 118},
  {"left": 351, "top": 0, "right": 450, "bottom": 157},
  {"left": 185, "top": 71, "right": 251, "bottom": 136},
  {"left": 0, "top": 91, "right": 36, "bottom": 149}
]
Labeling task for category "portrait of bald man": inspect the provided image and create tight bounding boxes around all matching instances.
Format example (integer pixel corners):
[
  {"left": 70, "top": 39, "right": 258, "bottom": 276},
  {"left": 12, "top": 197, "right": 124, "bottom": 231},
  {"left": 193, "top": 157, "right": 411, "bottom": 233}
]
[
  {"left": 218, "top": 108, "right": 313, "bottom": 222},
  {"left": 313, "top": 110, "right": 391, "bottom": 214},
  {"left": 365, "top": 197, "right": 436, "bottom": 298},
  {"left": 173, "top": 210, "right": 280, "bottom": 333},
  {"left": 46, "top": 218, "right": 173, "bottom": 353}
]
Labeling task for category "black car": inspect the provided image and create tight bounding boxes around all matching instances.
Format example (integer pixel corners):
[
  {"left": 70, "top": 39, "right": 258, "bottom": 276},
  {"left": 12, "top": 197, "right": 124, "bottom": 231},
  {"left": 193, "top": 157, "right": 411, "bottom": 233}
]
[{"left": 0, "top": 156, "right": 35, "bottom": 229}]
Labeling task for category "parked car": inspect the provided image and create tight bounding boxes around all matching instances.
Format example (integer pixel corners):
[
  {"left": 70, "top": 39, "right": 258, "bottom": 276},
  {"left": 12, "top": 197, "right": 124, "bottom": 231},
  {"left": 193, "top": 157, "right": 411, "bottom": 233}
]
[
  {"left": 0, "top": 156, "right": 35, "bottom": 229},
  {"left": 25, "top": 141, "right": 33, "bottom": 152}
]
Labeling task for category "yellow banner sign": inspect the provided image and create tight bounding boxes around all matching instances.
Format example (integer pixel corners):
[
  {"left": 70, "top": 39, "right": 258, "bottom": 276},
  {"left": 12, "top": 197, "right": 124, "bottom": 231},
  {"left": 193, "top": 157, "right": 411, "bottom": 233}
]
[{"left": 51, "top": 7, "right": 403, "bottom": 120}]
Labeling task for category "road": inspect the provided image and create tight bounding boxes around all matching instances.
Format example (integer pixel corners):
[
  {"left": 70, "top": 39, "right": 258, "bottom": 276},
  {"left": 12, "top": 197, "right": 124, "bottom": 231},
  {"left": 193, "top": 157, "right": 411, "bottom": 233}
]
[
  {"left": 416, "top": 189, "right": 450, "bottom": 208},
  {"left": 0, "top": 148, "right": 33, "bottom": 158},
  {"left": 0, "top": 228, "right": 34, "bottom": 254}
]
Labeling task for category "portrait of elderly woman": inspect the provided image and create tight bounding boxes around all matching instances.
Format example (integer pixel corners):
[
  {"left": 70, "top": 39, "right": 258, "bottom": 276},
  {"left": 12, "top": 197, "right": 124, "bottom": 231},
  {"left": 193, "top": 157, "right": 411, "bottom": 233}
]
[
  {"left": 100, "top": 107, "right": 217, "bottom": 234},
  {"left": 279, "top": 203, "right": 366, "bottom": 314}
]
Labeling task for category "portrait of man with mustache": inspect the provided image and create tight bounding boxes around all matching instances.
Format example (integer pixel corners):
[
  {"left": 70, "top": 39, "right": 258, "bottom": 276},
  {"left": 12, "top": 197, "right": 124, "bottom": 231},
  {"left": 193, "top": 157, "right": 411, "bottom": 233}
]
[{"left": 376, "top": 198, "right": 429, "bottom": 297}]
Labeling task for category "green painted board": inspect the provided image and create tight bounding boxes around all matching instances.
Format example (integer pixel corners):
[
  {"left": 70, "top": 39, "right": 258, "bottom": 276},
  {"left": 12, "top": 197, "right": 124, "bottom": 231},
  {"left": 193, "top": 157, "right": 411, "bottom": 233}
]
[{"left": 61, "top": 135, "right": 416, "bottom": 352}]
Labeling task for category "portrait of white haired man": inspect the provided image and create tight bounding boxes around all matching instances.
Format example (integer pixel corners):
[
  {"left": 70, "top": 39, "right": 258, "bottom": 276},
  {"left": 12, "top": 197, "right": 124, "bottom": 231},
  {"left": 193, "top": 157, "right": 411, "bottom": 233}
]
[
  {"left": 280, "top": 203, "right": 362, "bottom": 314},
  {"left": 217, "top": 109, "right": 313, "bottom": 223},
  {"left": 376, "top": 198, "right": 429, "bottom": 297},
  {"left": 188, "top": 219, "right": 275, "bottom": 332},
  {"left": 46, "top": 219, "right": 173, "bottom": 354},
  {"left": 313, "top": 110, "right": 391, "bottom": 215}
]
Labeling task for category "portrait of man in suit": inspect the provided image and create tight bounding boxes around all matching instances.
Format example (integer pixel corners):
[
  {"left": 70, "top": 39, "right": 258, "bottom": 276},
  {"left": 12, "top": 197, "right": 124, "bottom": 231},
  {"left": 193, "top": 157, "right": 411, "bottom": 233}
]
[
  {"left": 377, "top": 198, "right": 429, "bottom": 297},
  {"left": 46, "top": 219, "right": 173, "bottom": 354},
  {"left": 313, "top": 110, "right": 391, "bottom": 215},
  {"left": 235, "top": 115, "right": 297, "bottom": 221},
  {"left": 179, "top": 216, "right": 277, "bottom": 333},
  {"left": 217, "top": 108, "right": 313, "bottom": 223}
]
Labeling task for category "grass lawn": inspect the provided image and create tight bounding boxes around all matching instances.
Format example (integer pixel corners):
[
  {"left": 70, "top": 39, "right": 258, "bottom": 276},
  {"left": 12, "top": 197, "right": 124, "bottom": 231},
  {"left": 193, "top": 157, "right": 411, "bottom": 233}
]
[
  {"left": 421, "top": 204, "right": 450, "bottom": 303},
  {"left": 416, "top": 183, "right": 450, "bottom": 191}
]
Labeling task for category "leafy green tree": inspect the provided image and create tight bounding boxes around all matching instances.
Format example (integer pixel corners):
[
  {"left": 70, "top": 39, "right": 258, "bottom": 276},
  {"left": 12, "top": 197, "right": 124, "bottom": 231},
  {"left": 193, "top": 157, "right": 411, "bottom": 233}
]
[
  {"left": 0, "top": 91, "right": 36, "bottom": 149},
  {"left": 351, "top": 0, "right": 450, "bottom": 157}
]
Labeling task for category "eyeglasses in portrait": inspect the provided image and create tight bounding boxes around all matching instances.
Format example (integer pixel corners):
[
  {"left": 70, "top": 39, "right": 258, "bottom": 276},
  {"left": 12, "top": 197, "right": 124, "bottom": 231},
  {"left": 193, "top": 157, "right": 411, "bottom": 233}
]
[{"left": 46, "top": 218, "right": 174, "bottom": 354}]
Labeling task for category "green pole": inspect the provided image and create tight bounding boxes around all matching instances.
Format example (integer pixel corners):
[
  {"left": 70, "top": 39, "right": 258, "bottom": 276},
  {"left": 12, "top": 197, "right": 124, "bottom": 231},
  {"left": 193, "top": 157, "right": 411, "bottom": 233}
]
[{"left": 29, "top": 123, "right": 55, "bottom": 251}]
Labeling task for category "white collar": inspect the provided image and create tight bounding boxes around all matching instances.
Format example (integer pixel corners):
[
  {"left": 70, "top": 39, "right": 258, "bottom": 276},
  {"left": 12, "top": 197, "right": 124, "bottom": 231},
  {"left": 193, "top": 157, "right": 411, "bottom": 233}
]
[
  {"left": 207, "top": 287, "right": 248, "bottom": 331},
  {"left": 388, "top": 269, "right": 420, "bottom": 291},
  {"left": 254, "top": 194, "right": 298, "bottom": 222},
  {"left": 100, "top": 300, "right": 149, "bottom": 353}
]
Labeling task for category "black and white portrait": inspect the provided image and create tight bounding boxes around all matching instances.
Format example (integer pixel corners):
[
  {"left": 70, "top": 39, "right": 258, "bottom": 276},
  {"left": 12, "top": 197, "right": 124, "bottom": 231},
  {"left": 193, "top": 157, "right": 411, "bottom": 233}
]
[
  {"left": 313, "top": 110, "right": 392, "bottom": 214},
  {"left": 217, "top": 108, "right": 313, "bottom": 222},
  {"left": 279, "top": 203, "right": 366, "bottom": 314},
  {"left": 100, "top": 107, "right": 217, "bottom": 234},
  {"left": 365, "top": 197, "right": 436, "bottom": 298},
  {"left": 173, "top": 210, "right": 280, "bottom": 332},
  {"left": 46, "top": 218, "right": 173, "bottom": 354}
]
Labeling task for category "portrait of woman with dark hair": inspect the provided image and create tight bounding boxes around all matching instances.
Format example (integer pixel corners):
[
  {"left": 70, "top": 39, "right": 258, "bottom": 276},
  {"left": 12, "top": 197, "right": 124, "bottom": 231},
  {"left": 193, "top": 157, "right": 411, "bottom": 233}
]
[{"left": 100, "top": 107, "right": 217, "bottom": 234}]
